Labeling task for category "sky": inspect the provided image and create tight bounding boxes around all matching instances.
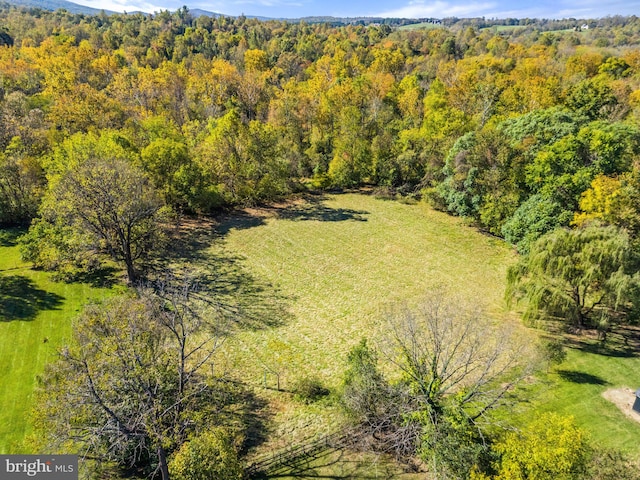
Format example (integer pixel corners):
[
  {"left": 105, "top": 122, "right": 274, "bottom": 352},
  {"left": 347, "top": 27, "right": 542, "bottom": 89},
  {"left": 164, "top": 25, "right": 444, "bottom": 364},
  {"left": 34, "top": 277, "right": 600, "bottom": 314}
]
[{"left": 70, "top": 0, "right": 640, "bottom": 20}]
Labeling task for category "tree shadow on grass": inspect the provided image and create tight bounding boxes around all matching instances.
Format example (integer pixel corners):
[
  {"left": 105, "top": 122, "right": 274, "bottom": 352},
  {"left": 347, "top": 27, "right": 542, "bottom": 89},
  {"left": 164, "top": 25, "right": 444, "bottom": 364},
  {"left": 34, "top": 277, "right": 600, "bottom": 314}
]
[
  {"left": 268, "top": 195, "right": 369, "bottom": 223},
  {"left": 0, "top": 275, "right": 64, "bottom": 321},
  {"left": 555, "top": 370, "right": 610, "bottom": 386},
  {"left": 564, "top": 331, "right": 637, "bottom": 359},
  {"left": 56, "top": 265, "right": 121, "bottom": 289},
  {"left": 251, "top": 449, "right": 405, "bottom": 479},
  {"left": 211, "top": 194, "right": 369, "bottom": 239},
  {"left": 180, "top": 257, "right": 292, "bottom": 331},
  {"left": 153, "top": 221, "right": 293, "bottom": 332},
  {"left": 215, "top": 212, "right": 267, "bottom": 237}
]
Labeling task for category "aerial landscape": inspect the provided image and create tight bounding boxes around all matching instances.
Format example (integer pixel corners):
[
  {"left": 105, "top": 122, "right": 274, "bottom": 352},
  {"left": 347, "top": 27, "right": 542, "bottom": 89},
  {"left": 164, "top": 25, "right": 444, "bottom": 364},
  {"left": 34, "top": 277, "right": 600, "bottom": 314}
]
[{"left": 1, "top": 0, "right": 640, "bottom": 478}]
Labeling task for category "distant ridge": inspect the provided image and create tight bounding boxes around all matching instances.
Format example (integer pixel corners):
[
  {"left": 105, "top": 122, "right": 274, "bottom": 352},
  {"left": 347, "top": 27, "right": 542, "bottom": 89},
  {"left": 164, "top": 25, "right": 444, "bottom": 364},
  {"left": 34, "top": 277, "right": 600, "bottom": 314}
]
[
  {"left": 1, "top": 0, "right": 435, "bottom": 26},
  {"left": 2, "top": 0, "right": 114, "bottom": 15}
]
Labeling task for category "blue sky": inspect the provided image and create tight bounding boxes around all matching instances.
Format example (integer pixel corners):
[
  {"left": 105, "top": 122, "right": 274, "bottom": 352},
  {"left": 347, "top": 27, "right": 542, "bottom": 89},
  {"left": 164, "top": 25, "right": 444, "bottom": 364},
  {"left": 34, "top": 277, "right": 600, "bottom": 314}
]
[{"left": 71, "top": 0, "right": 640, "bottom": 20}]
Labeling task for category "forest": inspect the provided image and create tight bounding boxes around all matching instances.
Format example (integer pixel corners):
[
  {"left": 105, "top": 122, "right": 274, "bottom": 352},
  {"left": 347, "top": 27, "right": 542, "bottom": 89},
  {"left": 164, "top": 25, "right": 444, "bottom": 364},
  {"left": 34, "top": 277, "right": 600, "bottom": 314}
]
[{"left": 2, "top": 3, "right": 640, "bottom": 479}]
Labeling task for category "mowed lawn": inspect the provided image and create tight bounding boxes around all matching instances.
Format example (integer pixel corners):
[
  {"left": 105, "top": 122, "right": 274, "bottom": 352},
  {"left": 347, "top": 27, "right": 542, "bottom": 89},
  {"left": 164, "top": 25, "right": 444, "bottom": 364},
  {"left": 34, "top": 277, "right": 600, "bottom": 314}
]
[
  {"left": 215, "top": 194, "right": 516, "bottom": 386},
  {"left": 207, "top": 193, "right": 521, "bottom": 450},
  {"left": 205, "top": 193, "right": 640, "bottom": 460},
  {"left": 0, "top": 230, "right": 113, "bottom": 453},
  {"left": 522, "top": 344, "right": 640, "bottom": 457}
]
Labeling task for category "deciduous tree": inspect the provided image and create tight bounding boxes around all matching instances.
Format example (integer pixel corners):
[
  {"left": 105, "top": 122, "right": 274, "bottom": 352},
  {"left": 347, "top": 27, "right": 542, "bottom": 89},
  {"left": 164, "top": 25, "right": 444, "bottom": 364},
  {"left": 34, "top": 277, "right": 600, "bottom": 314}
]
[
  {"left": 22, "top": 156, "right": 164, "bottom": 283},
  {"left": 507, "top": 224, "right": 640, "bottom": 331}
]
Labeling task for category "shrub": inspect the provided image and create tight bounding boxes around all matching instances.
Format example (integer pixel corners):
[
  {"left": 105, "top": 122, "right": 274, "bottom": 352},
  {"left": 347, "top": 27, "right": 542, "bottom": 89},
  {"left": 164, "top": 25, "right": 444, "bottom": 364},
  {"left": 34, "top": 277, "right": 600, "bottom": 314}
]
[
  {"left": 292, "top": 376, "right": 330, "bottom": 403},
  {"left": 169, "top": 428, "right": 243, "bottom": 480}
]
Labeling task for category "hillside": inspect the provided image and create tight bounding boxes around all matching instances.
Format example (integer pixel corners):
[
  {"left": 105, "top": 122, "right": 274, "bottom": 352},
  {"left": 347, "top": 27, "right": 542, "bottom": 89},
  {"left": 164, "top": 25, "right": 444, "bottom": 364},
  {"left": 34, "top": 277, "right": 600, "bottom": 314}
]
[{"left": 2, "top": 0, "right": 113, "bottom": 15}]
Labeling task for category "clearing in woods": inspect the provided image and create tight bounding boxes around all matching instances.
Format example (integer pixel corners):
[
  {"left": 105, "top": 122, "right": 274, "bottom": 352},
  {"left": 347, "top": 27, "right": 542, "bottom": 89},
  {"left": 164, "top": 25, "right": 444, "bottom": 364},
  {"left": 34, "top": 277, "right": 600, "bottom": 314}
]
[{"left": 2, "top": 193, "right": 640, "bottom": 473}]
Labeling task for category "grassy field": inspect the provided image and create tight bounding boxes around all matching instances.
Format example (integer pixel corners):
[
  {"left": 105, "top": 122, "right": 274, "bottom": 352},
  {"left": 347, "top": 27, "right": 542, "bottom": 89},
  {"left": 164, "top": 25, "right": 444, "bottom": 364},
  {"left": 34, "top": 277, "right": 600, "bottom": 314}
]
[
  {"left": 515, "top": 332, "right": 640, "bottom": 456},
  {"left": 0, "top": 229, "right": 115, "bottom": 453},
  {"left": 197, "top": 193, "right": 520, "bottom": 456},
  {"left": 195, "top": 193, "right": 640, "bottom": 465},
  {"left": 3, "top": 192, "right": 640, "bottom": 471},
  {"left": 398, "top": 22, "right": 444, "bottom": 31},
  {"left": 213, "top": 193, "right": 516, "bottom": 383}
]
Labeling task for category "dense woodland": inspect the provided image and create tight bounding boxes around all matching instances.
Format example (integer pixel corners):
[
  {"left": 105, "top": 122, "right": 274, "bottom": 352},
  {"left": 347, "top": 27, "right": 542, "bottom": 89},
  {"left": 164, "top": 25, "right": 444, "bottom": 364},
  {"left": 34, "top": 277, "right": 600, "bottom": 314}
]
[{"left": 3, "top": 4, "right": 640, "bottom": 479}]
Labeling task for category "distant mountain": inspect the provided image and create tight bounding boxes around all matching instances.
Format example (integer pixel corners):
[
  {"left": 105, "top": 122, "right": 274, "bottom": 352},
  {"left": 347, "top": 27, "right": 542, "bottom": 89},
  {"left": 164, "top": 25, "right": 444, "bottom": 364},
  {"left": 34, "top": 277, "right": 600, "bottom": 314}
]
[
  {"left": 189, "top": 8, "right": 221, "bottom": 18},
  {"left": 2, "top": 0, "right": 115, "bottom": 15},
  {"left": 1, "top": 0, "right": 430, "bottom": 27}
]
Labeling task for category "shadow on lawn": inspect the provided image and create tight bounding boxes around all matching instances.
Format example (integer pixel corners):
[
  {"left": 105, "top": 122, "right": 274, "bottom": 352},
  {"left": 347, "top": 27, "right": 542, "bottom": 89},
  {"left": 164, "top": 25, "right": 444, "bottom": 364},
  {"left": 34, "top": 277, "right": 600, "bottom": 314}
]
[
  {"left": 154, "top": 220, "right": 293, "bottom": 331},
  {"left": 251, "top": 449, "right": 405, "bottom": 480},
  {"left": 555, "top": 370, "right": 609, "bottom": 386},
  {"left": 564, "top": 329, "right": 639, "bottom": 359},
  {"left": 0, "top": 228, "right": 24, "bottom": 247},
  {"left": 0, "top": 275, "right": 64, "bottom": 321},
  {"left": 269, "top": 195, "right": 369, "bottom": 223},
  {"left": 214, "top": 194, "right": 369, "bottom": 237},
  {"left": 60, "top": 265, "right": 121, "bottom": 289}
]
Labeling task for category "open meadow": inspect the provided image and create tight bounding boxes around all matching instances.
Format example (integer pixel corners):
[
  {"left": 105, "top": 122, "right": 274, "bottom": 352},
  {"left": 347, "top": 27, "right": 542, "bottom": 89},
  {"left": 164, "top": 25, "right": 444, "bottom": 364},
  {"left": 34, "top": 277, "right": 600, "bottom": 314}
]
[
  {"left": 198, "top": 193, "right": 640, "bottom": 465},
  {"left": 2, "top": 193, "right": 640, "bottom": 475}
]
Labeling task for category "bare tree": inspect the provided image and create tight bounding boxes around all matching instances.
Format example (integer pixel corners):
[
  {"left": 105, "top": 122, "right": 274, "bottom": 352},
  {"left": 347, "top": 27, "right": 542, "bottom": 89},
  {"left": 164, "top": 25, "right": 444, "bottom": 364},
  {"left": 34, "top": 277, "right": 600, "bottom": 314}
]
[
  {"left": 343, "top": 292, "right": 537, "bottom": 478},
  {"left": 35, "top": 274, "right": 236, "bottom": 480},
  {"left": 382, "top": 294, "right": 531, "bottom": 423}
]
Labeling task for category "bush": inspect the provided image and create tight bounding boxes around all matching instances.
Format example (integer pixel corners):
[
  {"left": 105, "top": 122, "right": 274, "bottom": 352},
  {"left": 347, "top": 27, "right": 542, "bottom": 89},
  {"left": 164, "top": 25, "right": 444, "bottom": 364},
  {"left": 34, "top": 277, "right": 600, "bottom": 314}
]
[
  {"left": 292, "top": 376, "right": 330, "bottom": 403},
  {"left": 169, "top": 428, "right": 243, "bottom": 480},
  {"left": 541, "top": 338, "right": 567, "bottom": 368}
]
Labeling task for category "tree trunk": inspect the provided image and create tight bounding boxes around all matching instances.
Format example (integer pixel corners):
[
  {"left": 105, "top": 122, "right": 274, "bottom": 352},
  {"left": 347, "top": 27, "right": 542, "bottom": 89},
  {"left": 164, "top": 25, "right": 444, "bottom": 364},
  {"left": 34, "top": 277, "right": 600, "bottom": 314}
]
[
  {"left": 125, "top": 258, "right": 137, "bottom": 285},
  {"left": 157, "top": 445, "right": 170, "bottom": 480}
]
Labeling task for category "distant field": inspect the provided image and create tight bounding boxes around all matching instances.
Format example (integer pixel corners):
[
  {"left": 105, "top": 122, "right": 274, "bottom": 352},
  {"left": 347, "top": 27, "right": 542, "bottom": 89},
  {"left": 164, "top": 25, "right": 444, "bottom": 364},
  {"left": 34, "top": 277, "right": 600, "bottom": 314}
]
[
  {"left": 398, "top": 22, "right": 444, "bottom": 31},
  {"left": 483, "top": 25, "right": 528, "bottom": 32},
  {"left": 0, "top": 229, "right": 114, "bottom": 453}
]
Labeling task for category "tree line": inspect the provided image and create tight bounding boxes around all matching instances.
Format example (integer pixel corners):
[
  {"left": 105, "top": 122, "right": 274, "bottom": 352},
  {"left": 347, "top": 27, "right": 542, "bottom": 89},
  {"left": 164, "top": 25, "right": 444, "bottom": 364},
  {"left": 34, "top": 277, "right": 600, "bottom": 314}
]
[{"left": 1, "top": 6, "right": 639, "bottom": 326}]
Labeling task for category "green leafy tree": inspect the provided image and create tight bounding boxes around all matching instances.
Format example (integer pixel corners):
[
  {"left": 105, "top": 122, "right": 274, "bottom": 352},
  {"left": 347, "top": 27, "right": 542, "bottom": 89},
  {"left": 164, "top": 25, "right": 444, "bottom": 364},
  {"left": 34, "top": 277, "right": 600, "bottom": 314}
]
[
  {"left": 565, "top": 76, "right": 619, "bottom": 120},
  {"left": 493, "top": 413, "right": 591, "bottom": 480},
  {"left": 22, "top": 157, "right": 164, "bottom": 283},
  {"left": 0, "top": 147, "right": 44, "bottom": 225},
  {"left": 169, "top": 428, "right": 243, "bottom": 480},
  {"left": 573, "top": 172, "right": 640, "bottom": 239},
  {"left": 502, "top": 194, "right": 573, "bottom": 254},
  {"left": 196, "top": 110, "right": 291, "bottom": 205},
  {"left": 507, "top": 225, "right": 640, "bottom": 330}
]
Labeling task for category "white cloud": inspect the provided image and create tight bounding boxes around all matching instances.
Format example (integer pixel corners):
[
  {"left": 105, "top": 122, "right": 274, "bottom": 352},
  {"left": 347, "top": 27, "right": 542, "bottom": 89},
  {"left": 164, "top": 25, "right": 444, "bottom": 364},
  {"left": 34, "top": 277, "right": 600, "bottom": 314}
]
[
  {"left": 375, "top": 0, "right": 640, "bottom": 19},
  {"left": 376, "top": 0, "right": 497, "bottom": 18}
]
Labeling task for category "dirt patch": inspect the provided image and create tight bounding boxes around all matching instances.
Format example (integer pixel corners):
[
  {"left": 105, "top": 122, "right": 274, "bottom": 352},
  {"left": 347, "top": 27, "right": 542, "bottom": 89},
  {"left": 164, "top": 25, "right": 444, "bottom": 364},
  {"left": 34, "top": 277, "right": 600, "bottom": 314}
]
[{"left": 602, "top": 387, "right": 640, "bottom": 424}]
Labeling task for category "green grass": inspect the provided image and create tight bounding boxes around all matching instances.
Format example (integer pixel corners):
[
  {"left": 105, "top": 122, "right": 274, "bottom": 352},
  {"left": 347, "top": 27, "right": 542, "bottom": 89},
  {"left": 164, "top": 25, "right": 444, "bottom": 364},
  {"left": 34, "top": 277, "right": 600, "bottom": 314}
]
[
  {"left": 0, "top": 229, "right": 115, "bottom": 453},
  {"left": 515, "top": 338, "right": 640, "bottom": 457},
  {"left": 196, "top": 193, "right": 640, "bottom": 464},
  {"left": 398, "top": 22, "right": 444, "bottom": 31},
  {"left": 485, "top": 25, "right": 529, "bottom": 32},
  {"left": 200, "top": 193, "right": 519, "bottom": 452},
  {"left": 4, "top": 192, "right": 640, "bottom": 469},
  {"left": 215, "top": 194, "right": 515, "bottom": 384}
]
